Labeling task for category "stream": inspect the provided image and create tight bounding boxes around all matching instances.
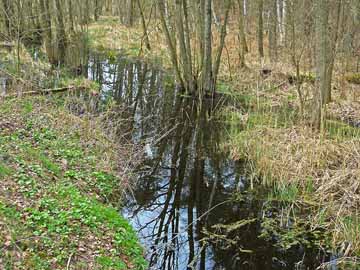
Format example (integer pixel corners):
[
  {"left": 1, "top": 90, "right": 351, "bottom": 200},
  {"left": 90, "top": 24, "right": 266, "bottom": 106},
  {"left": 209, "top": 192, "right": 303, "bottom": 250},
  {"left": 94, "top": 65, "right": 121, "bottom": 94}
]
[{"left": 84, "top": 53, "right": 339, "bottom": 270}]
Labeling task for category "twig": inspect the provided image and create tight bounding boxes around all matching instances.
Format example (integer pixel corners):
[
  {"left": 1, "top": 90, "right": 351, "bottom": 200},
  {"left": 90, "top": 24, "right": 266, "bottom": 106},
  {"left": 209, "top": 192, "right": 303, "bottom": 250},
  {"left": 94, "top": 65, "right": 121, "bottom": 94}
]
[{"left": 66, "top": 252, "right": 74, "bottom": 270}]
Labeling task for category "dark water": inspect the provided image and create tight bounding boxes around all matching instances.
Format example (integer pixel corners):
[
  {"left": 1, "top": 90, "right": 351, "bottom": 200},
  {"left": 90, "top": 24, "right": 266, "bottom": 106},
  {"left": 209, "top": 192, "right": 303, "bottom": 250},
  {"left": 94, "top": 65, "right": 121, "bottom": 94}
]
[{"left": 83, "top": 53, "right": 345, "bottom": 270}]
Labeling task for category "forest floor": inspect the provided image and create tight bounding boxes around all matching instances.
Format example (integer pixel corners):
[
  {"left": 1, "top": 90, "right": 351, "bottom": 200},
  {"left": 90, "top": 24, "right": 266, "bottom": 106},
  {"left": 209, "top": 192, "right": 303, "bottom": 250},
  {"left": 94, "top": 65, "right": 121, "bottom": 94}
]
[
  {"left": 88, "top": 17, "right": 360, "bottom": 258},
  {"left": 0, "top": 96, "right": 147, "bottom": 269}
]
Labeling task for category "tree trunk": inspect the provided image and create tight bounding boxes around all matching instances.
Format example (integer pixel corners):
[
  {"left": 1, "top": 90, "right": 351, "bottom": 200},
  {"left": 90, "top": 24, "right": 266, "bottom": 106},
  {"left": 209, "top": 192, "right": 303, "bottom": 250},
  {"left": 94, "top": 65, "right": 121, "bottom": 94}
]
[
  {"left": 157, "top": 0, "right": 185, "bottom": 90},
  {"left": 55, "top": 0, "right": 67, "bottom": 64},
  {"left": 257, "top": 0, "right": 264, "bottom": 59},
  {"left": 1, "top": 0, "right": 14, "bottom": 38},
  {"left": 269, "top": 0, "right": 278, "bottom": 62},
  {"left": 136, "top": 0, "right": 151, "bottom": 51},
  {"left": 94, "top": 0, "right": 101, "bottom": 21},
  {"left": 202, "top": 0, "right": 213, "bottom": 93},
  {"left": 68, "top": 0, "right": 75, "bottom": 32},
  {"left": 126, "top": 0, "right": 135, "bottom": 26},
  {"left": 278, "top": 0, "right": 284, "bottom": 44},
  {"left": 175, "top": 0, "right": 193, "bottom": 92},
  {"left": 39, "top": 0, "right": 55, "bottom": 64},
  {"left": 313, "top": 0, "right": 330, "bottom": 129},
  {"left": 213, "top": 0, "right": 231, "bottom": 86},
  {"left": 237, "top": 0, "right": 248, "bottom": 68},
  {"left": 182, "top": 0, "right": 194, "bottom": 92},
  {"left": 197, "top": 0, "right": 205, "bottom": 73}
]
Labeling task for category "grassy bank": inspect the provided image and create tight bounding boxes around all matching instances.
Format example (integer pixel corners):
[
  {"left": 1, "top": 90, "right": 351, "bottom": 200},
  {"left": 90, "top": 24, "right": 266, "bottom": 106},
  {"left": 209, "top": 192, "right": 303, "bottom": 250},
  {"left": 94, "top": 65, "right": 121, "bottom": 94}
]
[
  {"left": 0, "top": 96, "right": 147, "bottom": 269},
  {"left": 88, "top": 16, "right": 170, "bottom": 67},
  {"left": 223, "top": 89, "right": 360, "bottom": 258}
]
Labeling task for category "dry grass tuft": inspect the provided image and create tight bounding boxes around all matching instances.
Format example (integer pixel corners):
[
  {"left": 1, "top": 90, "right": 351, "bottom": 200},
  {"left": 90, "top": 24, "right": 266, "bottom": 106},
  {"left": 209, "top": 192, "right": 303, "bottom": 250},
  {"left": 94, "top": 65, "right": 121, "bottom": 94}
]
[{"left": 230, "top": 125, "right": 360, "bottom": 254}]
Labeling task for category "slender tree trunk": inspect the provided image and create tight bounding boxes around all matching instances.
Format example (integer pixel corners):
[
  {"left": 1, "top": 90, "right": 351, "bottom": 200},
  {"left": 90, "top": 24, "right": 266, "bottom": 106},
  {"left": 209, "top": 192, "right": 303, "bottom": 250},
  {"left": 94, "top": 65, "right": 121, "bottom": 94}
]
[
  {"left": 85, "top": 0, "right": 90, "bottom": 24},
  {"left": 94, "top": 0, "right": 100, "bottom": 21},
  {"left": 202, "top": 0, "right": 213, "bottom": 93},
  {"left": 284, "top": 0, "right": 291, "bottom": 47},
  {"left": 237, "top": 0, "right": 248, "bottom": 68},
  {"left": 136, "top": 0, "right": 151, "bottom": 50},
  {"left": 183, "top": 0, "right": 194, "bottom": 92},
  {"left": 325, "top": 0, "right": 343, "bottom": 103},
  {"left": 157, "top": 0, "right": 185, "bottom": 90},
  {"left": 213, "top": 0, "right": 231, "bottom": 86},
  {"left": 175, "top": 0, "right": 193, "bottom": 92},
  {"left": 197, "top": 0, "right": 205, "bottom": 73},
  {"left": 269, "top": 0, "right": 278, "bottom": 62},
  {"left": 257, "top": 0, "right": 264, "bottom": 59},
  {"left": 55, "top": 0, "right": 67, "bottom": 64},
  {"left": 68, "top": 0, "right": 75, "bottom": 32},
  {"left": 39, "top": 0, "right": 54, "bottom": 64},
  {"left": 126, "top": 0, "right": 135, "bottom": 26},
  {"left": 278, "top": 0, "right": 284, "bottom": 44},
  {"left": 1, "top": 0, "right": 14, "bottom": 38},
  {"left": 313, "top": 0, "right": 330, "bottom": 129}
]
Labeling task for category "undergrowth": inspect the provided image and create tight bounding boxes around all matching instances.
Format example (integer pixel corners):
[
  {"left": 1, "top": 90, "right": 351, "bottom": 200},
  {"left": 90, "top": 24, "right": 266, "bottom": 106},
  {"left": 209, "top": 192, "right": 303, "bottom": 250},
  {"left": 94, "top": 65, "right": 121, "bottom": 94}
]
[{"left": 0, "top": 96, "right": 147, "bottom": 269}]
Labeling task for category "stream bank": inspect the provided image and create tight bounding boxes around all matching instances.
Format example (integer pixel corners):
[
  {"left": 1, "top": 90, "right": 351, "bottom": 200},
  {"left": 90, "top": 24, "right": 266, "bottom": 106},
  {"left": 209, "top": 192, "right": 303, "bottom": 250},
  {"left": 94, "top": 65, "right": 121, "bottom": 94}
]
[{"left": 0, "top": 96, "right": 147, "bottom": 269}]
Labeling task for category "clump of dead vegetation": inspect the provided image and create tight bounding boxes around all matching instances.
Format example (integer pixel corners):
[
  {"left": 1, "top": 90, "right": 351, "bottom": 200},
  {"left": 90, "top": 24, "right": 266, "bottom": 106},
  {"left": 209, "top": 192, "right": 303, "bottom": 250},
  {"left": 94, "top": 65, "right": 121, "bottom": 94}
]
[{"left": 229, "top": 125, "right": 360, "bottom": 255}]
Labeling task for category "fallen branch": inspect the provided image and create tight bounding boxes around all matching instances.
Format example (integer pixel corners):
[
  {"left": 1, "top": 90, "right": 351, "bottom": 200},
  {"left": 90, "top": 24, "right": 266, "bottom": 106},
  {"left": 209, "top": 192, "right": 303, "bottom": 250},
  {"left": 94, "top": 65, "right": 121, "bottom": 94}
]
[{"left": 2, "top": 85, "right": 89, "bottom": 98}]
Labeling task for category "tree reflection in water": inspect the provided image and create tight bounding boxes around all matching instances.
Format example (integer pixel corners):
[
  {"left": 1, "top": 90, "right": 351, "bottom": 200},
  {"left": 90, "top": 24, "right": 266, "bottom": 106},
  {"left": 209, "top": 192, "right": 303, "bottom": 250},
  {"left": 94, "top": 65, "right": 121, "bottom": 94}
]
[{"left": 85, "top": 53, "right": 335, "bottom": 270}]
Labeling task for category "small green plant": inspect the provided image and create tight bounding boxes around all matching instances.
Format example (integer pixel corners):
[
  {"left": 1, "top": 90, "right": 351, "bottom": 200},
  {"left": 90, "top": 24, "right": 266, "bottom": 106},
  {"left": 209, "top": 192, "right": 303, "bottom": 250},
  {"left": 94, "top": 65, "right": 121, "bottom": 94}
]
[
  {"left": 64, "top": 170, "right": 84, "bottom": 180},
  {"left": 92, "top": 171, "right": 117, "bottom": 196},
  {"left": 38, "top": 155, "right": 61, "bottom": 176},
  {"left": 0, "top": 162, "right": 12, "bottom": 178},
  {"left": 96, "top": 256, "right": 127, "bottom": 269},
  {"left": 22, "top": 101, "right": 34, "bottom": 114},
  {"left": 269, "top": 183, "right": 299, "bottom": 203},
  {"left": 16, "top": 172, "right": 39, "bottom": 197}
]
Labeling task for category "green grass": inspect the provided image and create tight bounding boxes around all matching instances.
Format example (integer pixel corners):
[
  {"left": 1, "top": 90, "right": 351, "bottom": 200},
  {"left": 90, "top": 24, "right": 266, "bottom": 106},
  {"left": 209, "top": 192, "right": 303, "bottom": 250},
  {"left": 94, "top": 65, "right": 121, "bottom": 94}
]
[
  {"left": 268, "top": 183, "right": 300, "bottom": 203},
  {"left": 325, "top": 120, "right": 360, "bottom": 140},
  {"left": 0, "top": 163, "right": 13, "bottom": 178},
  {"left": 0, "top": 97, "right": 147, "bottom": 269}
]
